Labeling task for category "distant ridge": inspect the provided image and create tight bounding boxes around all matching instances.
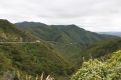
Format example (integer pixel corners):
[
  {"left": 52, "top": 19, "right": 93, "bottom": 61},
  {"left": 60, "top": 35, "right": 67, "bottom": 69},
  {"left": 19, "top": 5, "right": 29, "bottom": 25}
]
[{"left": 98, "top": 32, "right": 121, "bottom": 37}]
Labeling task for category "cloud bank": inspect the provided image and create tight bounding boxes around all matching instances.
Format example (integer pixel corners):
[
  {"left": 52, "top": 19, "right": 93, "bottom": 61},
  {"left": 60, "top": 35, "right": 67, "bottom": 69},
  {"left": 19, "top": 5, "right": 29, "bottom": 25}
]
[{"left": 0, "top": 0, "right": 121, "bottom": 32}]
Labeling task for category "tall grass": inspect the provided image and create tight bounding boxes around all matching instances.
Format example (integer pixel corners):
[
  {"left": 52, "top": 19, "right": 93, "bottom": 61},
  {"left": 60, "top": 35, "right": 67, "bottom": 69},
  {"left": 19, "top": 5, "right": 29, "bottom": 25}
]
[{"left": 1, "top": 71, "right": 55, "bottom": 80}]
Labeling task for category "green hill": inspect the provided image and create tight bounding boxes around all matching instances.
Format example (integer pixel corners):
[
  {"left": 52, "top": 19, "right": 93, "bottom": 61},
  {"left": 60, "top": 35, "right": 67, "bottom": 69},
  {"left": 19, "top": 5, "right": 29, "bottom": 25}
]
[
  {"left": 0, "top": 19, "right": 38, "bottom": 42},
  {"left": 15, "top": 22, "right": 111, "bottom": 44},
  {"left": 15, "top": 22, "right": 116, "bottom": 66},
  {"left": 0, "top": 43, "right": 74, "bottom": 80},
  {"left": 0, "top": 19, "right": 74, "bottom": 80}
]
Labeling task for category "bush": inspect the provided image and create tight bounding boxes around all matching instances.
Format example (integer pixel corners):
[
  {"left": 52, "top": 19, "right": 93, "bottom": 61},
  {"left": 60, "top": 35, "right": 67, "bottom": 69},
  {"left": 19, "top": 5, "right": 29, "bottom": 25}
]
[{"left": 71, "top": 50, "right": 121, "bottom": 80}]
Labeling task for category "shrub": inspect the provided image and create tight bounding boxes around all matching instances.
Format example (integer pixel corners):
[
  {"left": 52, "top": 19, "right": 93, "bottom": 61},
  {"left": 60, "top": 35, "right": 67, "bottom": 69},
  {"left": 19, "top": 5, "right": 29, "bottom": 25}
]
[{"left": 71, "top": 50, "right": 121, "bottom": 80}]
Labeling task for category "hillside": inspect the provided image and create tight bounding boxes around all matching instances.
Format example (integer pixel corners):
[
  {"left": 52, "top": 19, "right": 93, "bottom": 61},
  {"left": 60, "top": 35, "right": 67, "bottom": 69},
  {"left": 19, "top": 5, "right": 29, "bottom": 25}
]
[
  {"left": 0, "top": 19, "right": 74, "bottom": 80},
  {"left": 0, "top": 43, "right": 73, "bottom": 80},
  {"left": 15, "top": 22, "right": 116, "bottom": 65},
  {"left": 71, "top": 50, "right": 121, "bottom": 80},
  {"left": 0, "top": 19, "right": 38, "bottom": 42},
  {"left": 81, "top": 38, "right": 121, "bottom": 59},
  {"left": 15, "top": 22, "right": 111, "bottom": 44}
]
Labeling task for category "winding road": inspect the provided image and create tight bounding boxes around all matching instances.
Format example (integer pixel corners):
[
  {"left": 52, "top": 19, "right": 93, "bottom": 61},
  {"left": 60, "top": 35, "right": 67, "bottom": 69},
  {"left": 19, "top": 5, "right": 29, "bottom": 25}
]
[{"left": 0, "top": 42, "right": 37, "bottom": 44}]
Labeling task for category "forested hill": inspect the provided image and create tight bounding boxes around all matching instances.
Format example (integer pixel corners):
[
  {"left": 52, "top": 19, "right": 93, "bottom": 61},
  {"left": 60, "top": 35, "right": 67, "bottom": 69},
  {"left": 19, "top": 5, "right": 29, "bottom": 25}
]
[
  {"left": 15, "top": 22, "right": 114, "bottom": 45},
  {"left": 0, "top": 19, "right": 73, "bottom": 80},
  {"left": 0, "top": 19, "right": 38, "bottom": 42},
  {"left": 15, "top": 22, "right": 118, "bottom": 65},
  {"left": 79, "top": 38, "right": 121, "bottom": 60}
]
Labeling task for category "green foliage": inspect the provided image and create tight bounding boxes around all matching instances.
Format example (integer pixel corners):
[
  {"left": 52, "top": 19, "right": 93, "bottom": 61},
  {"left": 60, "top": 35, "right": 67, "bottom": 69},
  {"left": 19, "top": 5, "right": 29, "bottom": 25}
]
[
  {"left": 0, "top": 52, "right": 13, "bottom": 71},
  {"left": 81, "top": 38, "right": 121, "bottom": 59},
  {"left": 15, "top": 22, "right": 110, "bottom": 45},
  {"left": 71, "top": 50, "right": 121, "bottom": 80},
  {"left": 0, "top": 43, "right": 73, "bottom": 76}
]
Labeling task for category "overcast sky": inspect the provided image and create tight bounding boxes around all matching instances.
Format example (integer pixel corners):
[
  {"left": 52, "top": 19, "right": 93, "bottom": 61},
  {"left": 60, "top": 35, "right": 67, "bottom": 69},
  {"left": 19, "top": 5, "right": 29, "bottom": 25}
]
[{"left": 0, "top": 0, "right": 121, "bottom": 32}]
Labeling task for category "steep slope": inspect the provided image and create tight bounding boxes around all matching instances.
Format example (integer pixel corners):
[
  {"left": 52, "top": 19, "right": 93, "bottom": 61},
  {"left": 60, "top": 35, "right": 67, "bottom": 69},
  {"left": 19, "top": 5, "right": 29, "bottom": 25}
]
[
  {"left": 0, "top": 19, "right": 74, "bottom": 80},
  {"left": 0, "top": 19, "right": 38, "bottom": 42},
  {"left": 0, "top": 43, "right": 73, "bottom": 80}
]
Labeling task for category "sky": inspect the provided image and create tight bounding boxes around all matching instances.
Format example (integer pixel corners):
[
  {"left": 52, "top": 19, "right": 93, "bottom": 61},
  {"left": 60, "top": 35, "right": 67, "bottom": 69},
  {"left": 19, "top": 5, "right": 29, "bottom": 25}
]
[{"left": 0, "top": 0, "right": 121, "bottom": 32}]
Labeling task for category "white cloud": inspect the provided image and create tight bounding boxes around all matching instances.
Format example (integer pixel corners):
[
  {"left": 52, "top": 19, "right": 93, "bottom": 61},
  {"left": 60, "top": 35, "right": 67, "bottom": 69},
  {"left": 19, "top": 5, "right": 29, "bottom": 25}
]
[{"left": 0, "top": 0, "right": 121, "bottom": 32}]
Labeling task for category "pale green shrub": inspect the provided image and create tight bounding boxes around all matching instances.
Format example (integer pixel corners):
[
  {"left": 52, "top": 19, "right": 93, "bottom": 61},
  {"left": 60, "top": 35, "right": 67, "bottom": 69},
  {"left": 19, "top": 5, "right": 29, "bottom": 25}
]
[{"left": 71, "top": 50, "right": 121, "bottom": 80}]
